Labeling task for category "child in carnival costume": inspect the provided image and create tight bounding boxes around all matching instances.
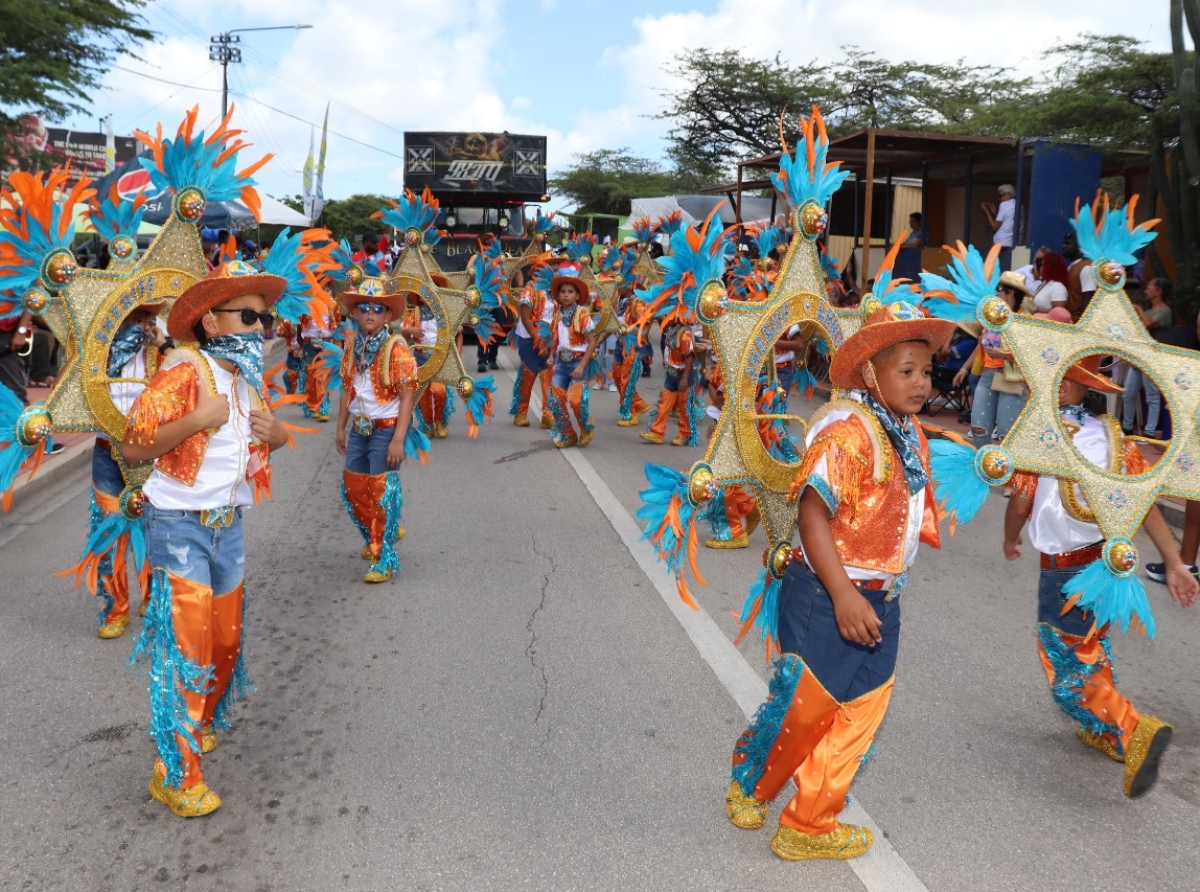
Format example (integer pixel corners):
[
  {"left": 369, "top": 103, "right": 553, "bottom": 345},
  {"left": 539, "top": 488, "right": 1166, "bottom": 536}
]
[
  {"left": 725, "top": 301, "right": 954, "bottom": 861},
  {"left": 603, "top": 242, "right": 652, "bottom": 427},
  {"left": 639, "top": 315, "right": 700, "bottom": 446},
  {"left": 510, "top": 257, "right": 559, "bottom": 430},
  {"left": 699, "top": 361, "right": 760, "bottom": 549},
  {"left": 401, "top": 280, "right": 453, "bottom": 438},
  {"left": 547, "top": 264, "right": 598, "bottom": 448},
  {"left": 1002, "top": 354, "right": 1196, "bottom": 796},
  {"left": 335, "top": 269, "right": 419, "bottom": 584},
  {"left": 299, "top": 308, "right": 337, "bottom": 421}
]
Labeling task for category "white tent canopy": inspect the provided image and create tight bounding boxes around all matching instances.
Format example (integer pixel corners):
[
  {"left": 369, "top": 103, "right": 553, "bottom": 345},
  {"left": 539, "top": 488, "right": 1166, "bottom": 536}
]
[{"left": 257, "top": 195, "right": 311, "bottom": 227}]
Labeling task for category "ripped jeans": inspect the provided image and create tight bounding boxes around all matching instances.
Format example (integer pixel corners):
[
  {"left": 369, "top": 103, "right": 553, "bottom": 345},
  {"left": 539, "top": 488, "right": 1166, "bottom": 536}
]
[{"left": 143, "top": 502, "right": 246, "bottom": 594}]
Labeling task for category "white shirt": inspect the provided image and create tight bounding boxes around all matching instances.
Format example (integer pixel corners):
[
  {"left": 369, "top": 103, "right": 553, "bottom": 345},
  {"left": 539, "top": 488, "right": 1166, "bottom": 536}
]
[
  {"left": 1079, "top": 263, "right": 1095, "bottom": 292},
  {"left": 775, "top": 324, "right": 801, "bottom": 364},
  {"left": 515, "top": 290, "right": 554, "bottom": 339},
  {"left": 1032, "top": 280, "right": 1068, "bottom": 312},
  {"left": 1025, "top": 415, "right": 1109, "bottom": 554},
  {"left": 143, "top": 352, "right": 254, "bottom": 510},
  {"left": 1016, "top": 263, "right": 1039, "bottom": 296},
  {"left": 108, "top": 350, "right": 148, "bottom": 416},
  {"left": 993, "top": 198, "right": 1015, "bottom": 247},
  {"left": 351, "top": 363, "right": 398, "bottom": 421},
  {"left": 801, "top": 395, "right": 924, "bottom": 586}
]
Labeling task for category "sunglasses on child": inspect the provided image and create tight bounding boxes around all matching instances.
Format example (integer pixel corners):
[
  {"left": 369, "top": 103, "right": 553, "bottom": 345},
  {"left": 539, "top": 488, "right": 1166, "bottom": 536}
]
[
  {"left": 210, "top": 308, "right": 276, "bottom": 328},
  {"left": 354, "top": 302, "right": 388, "bottom": 315}
]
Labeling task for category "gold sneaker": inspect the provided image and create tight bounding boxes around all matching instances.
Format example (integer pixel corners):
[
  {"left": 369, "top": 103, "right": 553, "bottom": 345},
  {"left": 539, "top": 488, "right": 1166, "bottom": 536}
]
[
  {"left": 706, "top": 534, "right": 750, "bottom": 550},
  {"left": 360, "top": 544, "right": 375, "bottom": 560},
  {"left": 364, "top": 567, "right": 394, "bottom": 584},
  {"left": 725, "top": 780, "right": 768, "bottom": 829},
  {"left": 513, "top": 413, "right": 530, "bottom": 427},
  {"left": 670, "top": 435, "right": 689, "bottom": 447},
  {"left": 1077, "top": 727, "right": 1123, "bottom": 762},
  {"left": 201, "top": 725, "right": 218, "bottom": 754},
  {"left": 640, "top": 431, "right": 664, "bottom": 444},
  {"left": 554, "top": 434, "right": 578, "bottom": 449},
  {"left": 1124, "top": 715, "right": 1173, "bottom": 797},
  {"left": 97, "top": 614, "right": 130, "bottom": 640},
  {"left": 433, "top": 421, "right": 449, "bottom": 439},
  {"left": 578, "top": 429, "right": 594, "bottom": 447},
  {"left": 540, "top": 414, "right": 554, "bottom": 430},
  {"left": 616, "top": 417, "right": 639, "bottom": 427},
  {"left": 149, "top": 764, "right": 221, "bottom": 817},
  {"left": 770, "top": 823, "right": 873, "bottom": 861}
]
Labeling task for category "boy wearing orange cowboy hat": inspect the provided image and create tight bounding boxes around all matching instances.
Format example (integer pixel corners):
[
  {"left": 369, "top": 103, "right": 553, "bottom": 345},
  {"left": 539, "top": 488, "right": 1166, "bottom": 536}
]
[
  {"left": 1002, "top": 353, "right": 1197, "bottom": 797},
  {"left": 335, "top": 271, "right": 419, "bottom": 584},
  {"left": 726, "top": 301, "right": 955, "bottom": 862},
  {"left": 121, "top": 261, "right": 291, "bottom": 818},
  {"left": 547, "top": 265, "right": 598, "bottom": 448}
]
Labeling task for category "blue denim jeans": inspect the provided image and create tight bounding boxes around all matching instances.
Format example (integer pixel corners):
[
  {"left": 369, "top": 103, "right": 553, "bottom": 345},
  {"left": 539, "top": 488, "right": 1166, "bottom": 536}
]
[
  {"left": 1121, "top": 365, "right": 1162, "bottom": 433},
  {"left": 552, "top": 354, "right": 585, "bottom": 389},
  {"left": 516, "top": 334, "right": 548, "bottom": 374},
  {"left": 143, "top": 502, "right": 245, "bottom": 595},
  {"left": 970, "top": 367, "right": 1026, "bottom": 447},
  {"left": 777, "top": 560, "right": 902, "bottom": 701},
  {"left": 92, "top": 441, "right": 125, "bottom": 498},
  {"left": 775, "top": 362, "right": 796, "bottom": 394},
  {"left": 662, "top": 368, "right": 697, "bottom": 393},
  {"left": 1037, "top": 564, "right": 1098, "bottom": 637},
  {"left": 345, "top": 426, "right": 395, "bottom": 475}
]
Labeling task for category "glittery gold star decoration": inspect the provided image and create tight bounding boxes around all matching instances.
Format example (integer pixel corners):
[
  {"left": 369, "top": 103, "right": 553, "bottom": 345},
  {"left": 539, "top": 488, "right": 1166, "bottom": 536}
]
[{"left": 991, "top": 282, "right": 1200, "bottom": 541}]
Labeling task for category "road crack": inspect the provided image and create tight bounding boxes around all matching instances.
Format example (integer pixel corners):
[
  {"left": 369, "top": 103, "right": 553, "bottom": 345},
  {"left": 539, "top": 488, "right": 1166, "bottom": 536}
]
[{"left": 527, "top": 533, "right": 553, "bottom": 747}]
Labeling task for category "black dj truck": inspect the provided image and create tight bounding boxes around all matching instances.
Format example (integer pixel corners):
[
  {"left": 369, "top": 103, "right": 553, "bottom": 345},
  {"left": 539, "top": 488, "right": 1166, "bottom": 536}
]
[{"left": 402, "top": 131, "right": 548, "bottom": 272}]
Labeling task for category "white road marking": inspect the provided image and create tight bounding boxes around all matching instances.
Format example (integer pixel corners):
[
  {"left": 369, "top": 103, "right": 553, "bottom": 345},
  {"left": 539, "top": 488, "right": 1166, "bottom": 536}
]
[{"left": 501, "top": 352, "right": 929, "bottom": 892}]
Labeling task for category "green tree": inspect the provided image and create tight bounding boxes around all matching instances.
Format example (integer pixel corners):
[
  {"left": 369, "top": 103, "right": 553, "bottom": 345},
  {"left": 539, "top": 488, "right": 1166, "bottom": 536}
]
[
  {"left": 548, "top": 148, "right": 696, "bottom": 216},
  {"left": 306, "top": 194, "right": 393, "bottom": 245},
  {"left": 1165, "top": 0, "right": 1200, "bottom": 305},
  {"left": 0, "top": 0, "right": 153, "bottom": 169}
]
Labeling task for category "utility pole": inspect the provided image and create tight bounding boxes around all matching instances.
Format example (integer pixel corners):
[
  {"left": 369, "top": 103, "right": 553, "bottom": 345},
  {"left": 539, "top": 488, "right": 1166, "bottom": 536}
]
[{"left": 209, "top": 24, "right": 312, "bottom": 118}]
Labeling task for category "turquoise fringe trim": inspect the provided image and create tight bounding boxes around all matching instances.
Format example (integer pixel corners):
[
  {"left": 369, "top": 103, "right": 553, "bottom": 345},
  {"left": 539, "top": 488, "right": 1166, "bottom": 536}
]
[
  {"left": 129, "top": 570, "right": 214, "bottom": 788},
  {"left": 341, "top": 473, "right": 370, "bottom": 546},
  {"left": 683, "top": 383, "right": 703, "bottom": 447},
  {"left": 83, "top": 490, "right": 115, "bottom": 622},
  {"left": 619, "top": 352, "right": 643, "bottom": 420},
  {"left": 1037, "top": 623, "right": 1125, "bottom": 747},
  {"left": 80, "top": 496, "right": 148, "bottom": 622},
  {"left": 548, "top": 389, "right": 570, "bottom": 443},
  {"left": 369, "top": 471, "right": 404, "bottom": 577},
  {"left": 441, "top": 389, "right": 457, "bottom": 424},
  {"left": 579, "top": 382, "right": 594, "bottom": 435},
  {"left": 509, "top": 370, "right": 523, "bottom": 417},
  {"left": 699, "top": 485, "right": 731, "bottom": 540},
  {"left": 732, "top": 654, "right": 804, "bottom": 796},
  {"left": 211, "top": 588, "right": 253, "bottom": 732}
]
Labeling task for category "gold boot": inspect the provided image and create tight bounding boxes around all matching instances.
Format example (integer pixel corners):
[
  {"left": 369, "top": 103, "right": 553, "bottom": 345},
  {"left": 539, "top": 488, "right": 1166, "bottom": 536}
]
[
  {"left": 640, "top": 431, "right": 664, "bottom": 444},
  {"left": 770, "top": 823, "right": 873, "bottom": 861},
  {"left": 97, "top": 614, "right": 130, "bottom": 640},
  {"left": 540, "top": 414, "right": 554, "bottom": 430},
  {"left": 1078, "top": 727, "right": 1124, "bottom": 762},
  {"left": 360, "top": 544, "right": 374, "bottom": 560},
  {"left": 554, "top": 434, "right": 578, "bottom": 449},
  {"left": 149, "top": 763, "right": 221, "bottom": 817},
  {"left": 670, "top": 435, "right": 689, "bottom": 447},
  {"left": 1124, "top": 715, "right": 1173, "bottom": 797},
  {"left": 725, "top": 780, "right": 768, "bottom": 829},
  {"left": 513, "top": 413, "right": 530, "bottom": 427},
  {"left": 364, "top": 566, "right": 394, "bottom": 583},
  {"left": 201, "top": 725, "right": 218, "bottom": 754},
  {"left": 578, "top": 429, "right": 594, "bottom": 448},
  {"left": 706, "top": 533, "right": 750, "bottom": 549},
  {"left": 616, "top": 417, "right": 638, "bottom": 427}
]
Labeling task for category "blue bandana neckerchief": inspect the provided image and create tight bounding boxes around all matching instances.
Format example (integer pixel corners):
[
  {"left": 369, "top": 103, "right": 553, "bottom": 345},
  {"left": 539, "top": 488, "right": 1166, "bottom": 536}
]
[
  {"left": 354, "top": 328, "right": 389, "bottom": 375},
  {"left": 861, "top": 391, "right": 929, "bottom": 496},
  {"left": 108, "top": 326, "right": 147, "bottom": 376},
  {"left": 202, "top": 332, "right": 264, "bottom": 393},
  {"left": 1061, "top": 402, "right": 1090, "bottom": 425}
]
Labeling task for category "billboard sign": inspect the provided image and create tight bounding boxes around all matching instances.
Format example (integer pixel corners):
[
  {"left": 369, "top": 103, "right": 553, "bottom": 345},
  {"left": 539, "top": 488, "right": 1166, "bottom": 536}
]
[{"left": 404, "top": 132, "right": 547, "bottom": 200}]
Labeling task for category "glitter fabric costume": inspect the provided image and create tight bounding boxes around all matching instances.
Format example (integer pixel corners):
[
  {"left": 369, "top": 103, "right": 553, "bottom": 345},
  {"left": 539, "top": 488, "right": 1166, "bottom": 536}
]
[
  {"left": 510, "top": 262, "right": 556, "bottom": 430},
  {"left": 338, "top": 273, "right": 419, "bottom": 584},
  {"left": 547, "top": 271, "right": 597, "bottom": 448},
  {"left": 1006, "top": 356, "right": 1175, "bottom": 797},
  {"left": 725, "top": 302, "right": 953, "bottom": 861},
  {"left": 640, "top": 319, "right": 698, "bottom": 446},
  {"left": 299, "top": 310, "right": 337, "bottom": 421}
]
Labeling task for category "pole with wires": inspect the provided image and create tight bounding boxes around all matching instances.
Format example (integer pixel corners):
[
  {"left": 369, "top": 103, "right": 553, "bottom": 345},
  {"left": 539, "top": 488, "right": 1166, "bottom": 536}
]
[{"left": 209, "top": 24, "right": 311, "bottom": 118}]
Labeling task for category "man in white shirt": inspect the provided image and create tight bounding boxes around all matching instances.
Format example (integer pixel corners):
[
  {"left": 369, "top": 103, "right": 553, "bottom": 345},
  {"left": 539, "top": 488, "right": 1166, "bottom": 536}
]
[{"left": 982, "top": 184, "right": 1016, "bottom": 270}]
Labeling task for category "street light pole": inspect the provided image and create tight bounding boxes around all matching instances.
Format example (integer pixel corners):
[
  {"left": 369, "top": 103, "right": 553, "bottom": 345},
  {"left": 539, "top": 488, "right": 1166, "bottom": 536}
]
[{"left": 209, "top": 24, "right": 313, "bottom": 118}]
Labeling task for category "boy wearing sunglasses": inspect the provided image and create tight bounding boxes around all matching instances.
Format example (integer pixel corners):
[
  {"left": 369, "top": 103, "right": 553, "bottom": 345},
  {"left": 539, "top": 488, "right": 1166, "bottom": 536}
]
[
  {"left": 120, "top": 261, "right": 290, "bottom": 818},
  {"left": 335, "top": 275, "right": 418, "bottom": 584}
]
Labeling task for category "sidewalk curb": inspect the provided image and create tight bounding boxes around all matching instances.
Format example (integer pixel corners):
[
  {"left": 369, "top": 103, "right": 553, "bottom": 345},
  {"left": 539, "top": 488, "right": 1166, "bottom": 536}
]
[{"left": 8, "top": 439, "right": 92, "bottom": 507}]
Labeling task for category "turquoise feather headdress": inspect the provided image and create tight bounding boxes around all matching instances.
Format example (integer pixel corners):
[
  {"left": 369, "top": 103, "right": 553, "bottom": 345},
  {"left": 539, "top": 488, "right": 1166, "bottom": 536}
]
[
  {"left": 1070, "top": 193, "right": 1158, "bottom": 266},
  {"left": 771, "top": 106, "right": 850, "bottom": 210},
  {"left": 84, "top": 181, "right": 147, "bottom": 247},
  {"left": 631, "top": 216, "right": 658, "bottom": 244},
  {"left": 259, "top": 228, "right": 340, "bottom": 325},
  {"left": 635, "top": 207, "right": 729, "bottom": 329},
  {"left": 135, "top": 106, "right": 270, "bottom": 220},
  {"left": 375, "top": 187, "right": 443, "bottom": 249},
  {"left": 0, "top": 166, "right": 95, "bottom": 319},
  {"left": 563, "top": 233, "right": 596, "bottom": 263},
  {"left": 918, "top": 242, "right": 1002, "bottom": 325}
]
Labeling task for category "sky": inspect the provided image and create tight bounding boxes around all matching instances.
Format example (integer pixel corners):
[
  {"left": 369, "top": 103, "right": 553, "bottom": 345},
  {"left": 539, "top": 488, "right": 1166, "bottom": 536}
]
[{"left": 60, "top": 0, "right": 1175, "bottom": 210}]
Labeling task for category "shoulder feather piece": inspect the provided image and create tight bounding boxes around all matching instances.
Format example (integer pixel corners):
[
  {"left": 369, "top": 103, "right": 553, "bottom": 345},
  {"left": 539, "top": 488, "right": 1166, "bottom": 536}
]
[
  {"left": 771, "top": 106, "right": 849, "bottom": 210},
  {"left": 135, "top": 106, "right": 271, "bottom": 220},
  {"left": 259, "top": 228, "right": 340, "bottom": 326},
  {"left": 918, "top": 241, "right": 1002, "bottom": 324},
  {"left": 1070, "top": 191, "right": 1158, "bottom": 266},
  {"left": 867, "top": 234, "right": 918, "bottom": 306}
]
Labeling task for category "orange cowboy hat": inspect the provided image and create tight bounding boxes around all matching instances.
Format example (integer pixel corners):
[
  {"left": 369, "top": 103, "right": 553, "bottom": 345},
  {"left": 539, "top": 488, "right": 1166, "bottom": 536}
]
[
  {"left": 1063, "top": 354, "right": 1122, "bottom": 394},
  {"left": 549, "top": 262, "right": 588, "bottom": 303},
  {"left": 167, "top": 260, "right": 285, "bottom": 341},
  {"left": 829, "top": 301, "right": 956, "bottom": 391}
]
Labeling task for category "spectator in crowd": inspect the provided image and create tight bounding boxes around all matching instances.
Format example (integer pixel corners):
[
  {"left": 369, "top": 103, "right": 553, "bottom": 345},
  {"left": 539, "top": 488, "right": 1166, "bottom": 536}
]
[
  {"left": 955, "top": 271, "right": 1029, "bottom": 448},
  {"left": 1015, "top": 245, "right": 1047, "bottom": 297},
  {"left": 981, "top": 184, "right": 1016, "bottom": 270},
  {"left": 1121, "top": 277, "right": 1176, "bottom": 437},
  {"left": 901, "top": 212, "right": 924, "bottom": 248},
  {"left": 1062, "top": 232, "right": 1097, "bottom": 321},
  {"left": 1031, "top": 251, "right": 1069, "bottom": 312},
  {"left": 0, "top": 309, "right": 34, "bottom": 405}
]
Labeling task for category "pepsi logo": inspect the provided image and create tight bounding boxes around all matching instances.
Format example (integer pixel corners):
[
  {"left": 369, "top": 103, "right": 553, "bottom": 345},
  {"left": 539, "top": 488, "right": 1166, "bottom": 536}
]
[{"left": 116, "top": 166, "right": 166, "bottom": 201}]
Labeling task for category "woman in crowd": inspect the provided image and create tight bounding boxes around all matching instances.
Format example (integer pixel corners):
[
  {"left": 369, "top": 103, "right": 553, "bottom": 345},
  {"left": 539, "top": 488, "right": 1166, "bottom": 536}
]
[{"left": 1122, "top": 277, "right": 1176, "bottom": 437}]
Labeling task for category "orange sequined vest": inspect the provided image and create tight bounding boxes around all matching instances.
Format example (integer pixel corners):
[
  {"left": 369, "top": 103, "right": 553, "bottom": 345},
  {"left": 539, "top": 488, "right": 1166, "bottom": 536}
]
[{"left": 341, "top": 335, "right": 419, "bottom": 405}]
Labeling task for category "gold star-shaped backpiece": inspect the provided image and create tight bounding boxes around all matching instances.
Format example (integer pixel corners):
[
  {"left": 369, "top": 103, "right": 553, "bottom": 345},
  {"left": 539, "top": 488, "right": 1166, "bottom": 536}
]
[
  {"left": 387, "top": 238, "right": 476, "bottom": 402},
  {"left": 691, "top": 199, "right": 849, "bottom": 556},
  {"left": 41, "top": 209, "right": 209, "bottom": 447},
  {"left": 992, "top": 278, "right": 1200, "bottom": 545}
]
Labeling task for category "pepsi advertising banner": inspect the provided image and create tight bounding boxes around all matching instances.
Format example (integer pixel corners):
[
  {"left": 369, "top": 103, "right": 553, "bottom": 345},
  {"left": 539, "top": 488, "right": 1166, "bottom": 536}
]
[
  {"left": 404, "top": 132, "right": 547, "bottom": 200},
  {"left": 90, "top": 156, "right": 259, "bottom": 229}
]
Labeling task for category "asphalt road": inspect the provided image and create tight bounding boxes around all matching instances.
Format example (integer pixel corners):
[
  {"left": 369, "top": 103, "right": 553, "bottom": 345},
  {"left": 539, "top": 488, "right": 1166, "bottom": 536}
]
[{"left": 1, "top": 351, "right": 1197, "bottom": 892}]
